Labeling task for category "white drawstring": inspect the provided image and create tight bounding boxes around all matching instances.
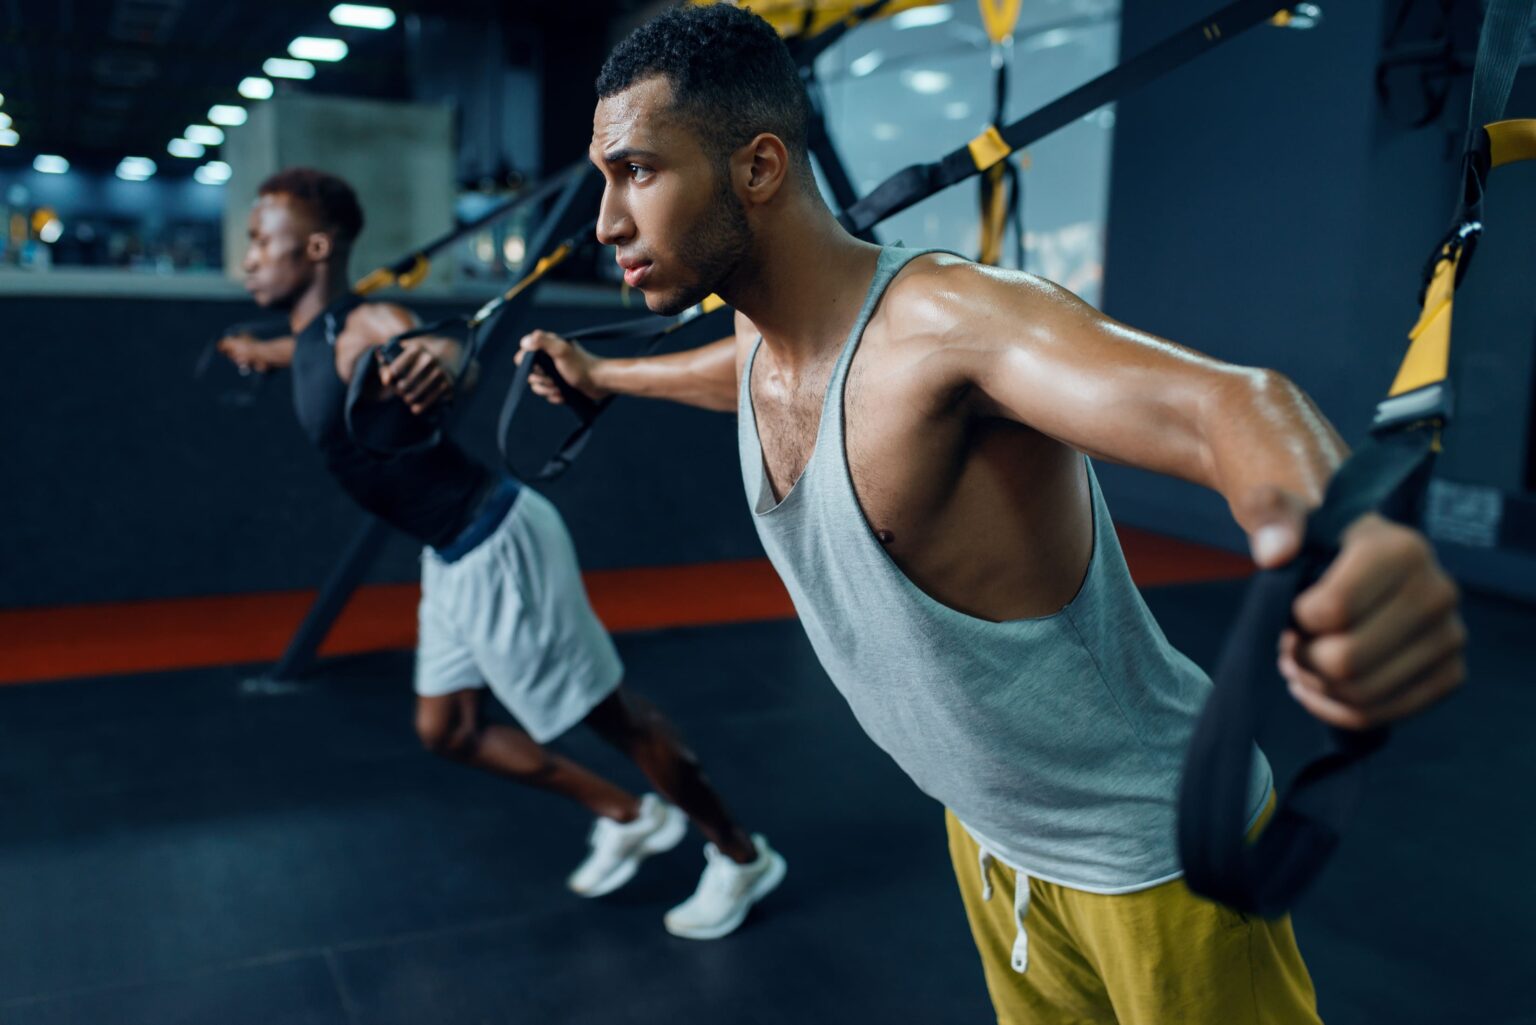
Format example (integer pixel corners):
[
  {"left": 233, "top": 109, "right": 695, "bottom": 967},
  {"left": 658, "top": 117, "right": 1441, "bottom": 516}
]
[
  {"left": 1011, "top": 871, "right": 1032, "bottom": 973},
  {"left": 976, "top": 842, "right": 1031, "bottom": 974}
]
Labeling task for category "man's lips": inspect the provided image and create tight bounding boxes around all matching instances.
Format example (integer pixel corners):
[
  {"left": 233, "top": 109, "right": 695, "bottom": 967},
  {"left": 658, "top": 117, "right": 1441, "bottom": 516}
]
[{"left": 622, "top": 261, "right": 652, "bottom": 287}]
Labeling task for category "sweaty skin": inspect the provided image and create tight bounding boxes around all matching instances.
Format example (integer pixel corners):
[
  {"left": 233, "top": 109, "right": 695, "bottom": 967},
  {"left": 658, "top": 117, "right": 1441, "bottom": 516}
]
[{"left": 520, "top": 74, "right": 1465, "bottom": 731}]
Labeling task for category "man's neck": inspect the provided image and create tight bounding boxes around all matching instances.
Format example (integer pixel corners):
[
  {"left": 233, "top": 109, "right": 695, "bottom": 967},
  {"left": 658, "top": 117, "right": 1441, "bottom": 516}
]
[
  {"left": 288, "top": 270, "right": 351, "bottom": 336},
  {"left": 722, "top": 203, "right": 880, "bottom": 368}
]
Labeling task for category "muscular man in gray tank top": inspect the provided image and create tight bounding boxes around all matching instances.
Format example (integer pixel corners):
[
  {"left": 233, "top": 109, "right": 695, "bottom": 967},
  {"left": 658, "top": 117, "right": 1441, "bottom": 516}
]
[{"left": 520, "top": 6, "right": 1466, "bottom": 1021}]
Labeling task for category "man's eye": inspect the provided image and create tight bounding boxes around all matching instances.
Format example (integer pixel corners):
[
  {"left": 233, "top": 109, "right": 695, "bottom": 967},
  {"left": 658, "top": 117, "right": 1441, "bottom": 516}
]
[{"left": 628, "top": 164, "right": 653, "bottom": 183}]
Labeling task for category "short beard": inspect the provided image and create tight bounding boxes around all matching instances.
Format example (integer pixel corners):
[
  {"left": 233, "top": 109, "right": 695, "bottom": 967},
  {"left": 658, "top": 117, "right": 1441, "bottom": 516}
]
[{"left": 653, "top": 170, "right": 752, "bottom": 316}]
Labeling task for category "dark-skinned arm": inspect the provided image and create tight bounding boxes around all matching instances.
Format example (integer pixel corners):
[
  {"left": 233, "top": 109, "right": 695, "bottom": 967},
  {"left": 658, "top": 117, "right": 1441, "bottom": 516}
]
[
  {"left": 217, "top": 333, "right": 295, "bottom": 372},
  {"left": 343, "top": 303, "right": 477, "bottom": 415},
  {"left": 516, "top": 329, "right": 739, "bottom": 413}
]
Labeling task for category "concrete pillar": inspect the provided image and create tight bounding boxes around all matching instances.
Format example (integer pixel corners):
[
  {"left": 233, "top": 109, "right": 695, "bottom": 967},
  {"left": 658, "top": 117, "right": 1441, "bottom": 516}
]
[{"left": 221, "top": 94, "right": 456, "bottom": 292}]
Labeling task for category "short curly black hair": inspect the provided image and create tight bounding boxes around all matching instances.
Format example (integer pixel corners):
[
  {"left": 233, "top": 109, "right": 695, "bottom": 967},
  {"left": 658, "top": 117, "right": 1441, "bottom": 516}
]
[
  {"left": 597, "top": 3, "right": 812, "bottom": 181},
  {"left": 257, "top": 167, "right": 365, "bottom": 246}
]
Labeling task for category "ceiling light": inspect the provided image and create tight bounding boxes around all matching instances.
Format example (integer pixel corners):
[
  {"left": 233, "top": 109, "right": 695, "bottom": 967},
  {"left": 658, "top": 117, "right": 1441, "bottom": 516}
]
[
  {"left": 0, "top": 92, "right": 6, "bottom": 106},
  {"left": 239, "top": 77, "right": 274, "bottom": 100},
  {"left": 208, "top": 104, "right": 248, "bottom": 126},
  {"left": 891, "top": 5, "right": 954, "bottom": 30},
  {"left": 116, "top": 156, "right": 157, "bottom": 181},
  {"left": 168, "top": 138, "right": 205, "bottom": 158},
  {"left": 849, "top": 50, "right": 884, "bottom": 77},
  {"left": 39, "top": 217, "right": 64, "bottom": 244},
  {"left": 330, "top": 4, "right": 396, "bottom": 29},
  {"left": 0, "top": 113, "right": 10, "bottom": 130},
  {"left": 185, "top": 124, "right": 225, "bottom": 146},
  {"left": 264, "top": 57, "right": 316, "bottom": 80},
  {"left": 194, "top": 160, "right": 232, "bottom": 185},
  {"left": 944, "top": 101, "right": 972, "bottom": 121},
  {"left": 0, "top": 129, "right": 19, "bottom": 147},
  {"left": 288, "top": 37, "right": 348, "bottom": 62},
  {"left": 34, "top": 154, "right": 70, "bottom": 174},
  {"left": 901, "top": 69, "right": 952, "bottom": 94},
  {"left": 871, "top": 122, "right": 901, "bottom": 142},
  {"left": 1023, "top": 28, "right": 1075, "bottom": 52}
]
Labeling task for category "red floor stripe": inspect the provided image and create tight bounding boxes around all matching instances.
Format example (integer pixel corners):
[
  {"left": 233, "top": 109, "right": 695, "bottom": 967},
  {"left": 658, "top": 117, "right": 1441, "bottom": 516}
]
[{"left": 0, "top": 531, "right": 1250, "bottom": 686}]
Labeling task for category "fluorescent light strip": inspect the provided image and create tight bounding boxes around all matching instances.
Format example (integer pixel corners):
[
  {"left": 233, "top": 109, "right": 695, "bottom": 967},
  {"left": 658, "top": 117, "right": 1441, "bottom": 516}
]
[
  {"left": 117, "top": 156, "right": 157, "bottom": 181},
  {"left": 891, "top": 5, "right": 954, "bottom": 30},
  {"left": 194, "top": 161, "right": 233, "bottom": 185},
  {"left": 168, "top": 138, "right": 205, "bottom": 158},
  {"left": 185, "top": 124, "right": 225, "bottom": 146},
  {"left": 0, "top": 129, "right": 18, "bottom": 147},
  {"left": 239, "top": 77, "right": 274, "bottom": 100},
  {"left": 288, "top": 36, "right": 348, "bottom": 62},
  {"left": 208, "top": 104, "right": 248, "bottom": 126},
  {"left": 34, "top": 154, "right": 71, "bottom": 174},
  {"left": 330, "top": 4, "right": 395, "bottom": 29},
  {"left": 264, "top": 57, "right": 316, "bottom": 80}
]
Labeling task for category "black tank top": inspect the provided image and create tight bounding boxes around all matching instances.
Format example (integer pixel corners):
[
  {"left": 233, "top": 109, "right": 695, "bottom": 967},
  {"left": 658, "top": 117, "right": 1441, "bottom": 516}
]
[{"left": 291, "top": 293, "right": 491, "bottom": 548}]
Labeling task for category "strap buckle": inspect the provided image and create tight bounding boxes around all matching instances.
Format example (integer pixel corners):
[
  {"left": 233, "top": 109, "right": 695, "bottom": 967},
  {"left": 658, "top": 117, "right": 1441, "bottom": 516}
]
[
  {"left": 1371, "top": 382, "right": 1453, "bottom": 436},
  {"left": 1418, "top": 219, "right": 1482, "bottom": 304}
]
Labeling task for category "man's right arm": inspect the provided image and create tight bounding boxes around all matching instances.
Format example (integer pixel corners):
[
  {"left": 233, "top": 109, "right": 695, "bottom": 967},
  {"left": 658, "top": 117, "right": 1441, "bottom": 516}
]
[
  {"left": 218, "top": 333, "right": 295, "bottom": 372},
  {"left": 518, "top": 329, "right": 740, "bottom": 413}
]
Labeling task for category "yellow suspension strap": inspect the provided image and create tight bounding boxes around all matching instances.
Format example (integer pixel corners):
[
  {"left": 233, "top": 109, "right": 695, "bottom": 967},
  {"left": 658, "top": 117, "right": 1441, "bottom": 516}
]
[
  {"left": 689, "top": 0, "right": 944, "bottom": 40},
  {"left": 841, "top": 0, "right": 1308, "bottom": 236},
  {"left": 1383, "top": 119, "right": 1536, "bottom": 439},
  {"left": 977, "top": 0, "right": 1024, "bottom": 266},
  {"left": 1177, "top": 0, "right": 1536, "bottom": 917},
  {"left": 349, "top": 161, "right": 590, "bottom": 297}
]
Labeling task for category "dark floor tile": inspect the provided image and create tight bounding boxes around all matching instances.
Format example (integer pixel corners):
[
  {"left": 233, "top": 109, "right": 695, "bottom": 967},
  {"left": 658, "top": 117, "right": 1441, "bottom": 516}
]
[
  {"left": 0, "top": 590, "right": 1530, "bottom": 1024},
  {"left": 0, "top": 954, "right": 349, "bottom": 1025}
]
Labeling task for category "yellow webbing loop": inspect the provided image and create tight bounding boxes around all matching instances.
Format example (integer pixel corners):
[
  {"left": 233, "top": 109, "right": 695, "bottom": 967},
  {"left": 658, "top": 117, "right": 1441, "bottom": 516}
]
[
  {"left": 469, "top": 243, "right": 576, "bottom": 328},
  {"left": 700, "top": 293, "right": 727, "bottom": 314},
  {"left": 1386, "top": 119, "right": 1536, "bottom": 400},
  {"left": 978, "top": 0, "right": 1023, "bottom": 44},
  {"left": 1392, "top": 247, "right": 1459, "bottom": 398},
  {"left": 978, "top": 164, "right": 1009, "bottom": 265},
  {"left": 396, "top": 254, "right": 431, "bottom": 291},
  {"left": 968, "top": 125, "right": 1013, "bottom": 172},
  {"left": 1487, "top": 118, "right": 1536, "bottom": 168},
  {"left": 354, "top": 254, "right": 431, "bottom": 296},
  {"left": 501, "top": 243, "right": 572, "bottom": 303},
  {"left": 1269, "top": 9, "right": 1292, "bottom": 27},
  {"left": 353, "top": 267, "right": 396, "bottom": 296},
  {"left": 689, "top": 0, "right": 943, "bottom": 40}
]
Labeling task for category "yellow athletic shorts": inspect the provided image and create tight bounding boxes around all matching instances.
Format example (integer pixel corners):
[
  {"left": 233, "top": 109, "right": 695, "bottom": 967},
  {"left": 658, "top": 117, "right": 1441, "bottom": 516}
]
[{"left": 945, "top": 800, "right": 1322, "bottom": 1024}]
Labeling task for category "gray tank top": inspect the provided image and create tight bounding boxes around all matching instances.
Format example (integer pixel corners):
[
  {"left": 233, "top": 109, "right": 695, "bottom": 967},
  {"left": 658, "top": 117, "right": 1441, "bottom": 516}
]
[{"left": 737, "top": 246, "right": 1272, "bottom": 892}]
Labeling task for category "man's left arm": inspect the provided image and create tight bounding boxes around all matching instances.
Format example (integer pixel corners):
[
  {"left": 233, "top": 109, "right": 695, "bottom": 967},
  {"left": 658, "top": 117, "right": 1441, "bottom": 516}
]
[
  {"left": 927, "top": 259, "right": 1465, "bottom": 729},
  {"left": 355, "top": 304, "right": 477, "bottom": 415}
]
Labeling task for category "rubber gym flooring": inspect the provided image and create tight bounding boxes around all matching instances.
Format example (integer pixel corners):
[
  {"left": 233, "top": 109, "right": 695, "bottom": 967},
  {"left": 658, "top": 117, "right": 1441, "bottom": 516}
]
[{"left": 1, "top": 576, "right": 1531, "bottom": 1024}]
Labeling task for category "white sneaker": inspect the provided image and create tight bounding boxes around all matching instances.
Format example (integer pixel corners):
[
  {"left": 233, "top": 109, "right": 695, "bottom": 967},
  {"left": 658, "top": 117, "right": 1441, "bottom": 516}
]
[
  {"left": 567, "top": 794, "right": 688, "bottom": 898},
  {"left": 664, "top": 834, "right": 786, "bottom": 940}
]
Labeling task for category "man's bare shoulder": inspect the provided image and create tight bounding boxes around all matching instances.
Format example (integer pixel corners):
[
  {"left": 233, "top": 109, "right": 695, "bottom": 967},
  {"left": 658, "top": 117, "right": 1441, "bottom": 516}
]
[
  {"left": 878, "top": 253, "right": 1069, "bottom": 352},
  {"left": 346, "top": 301, "right": 416, "bottom": 346}
]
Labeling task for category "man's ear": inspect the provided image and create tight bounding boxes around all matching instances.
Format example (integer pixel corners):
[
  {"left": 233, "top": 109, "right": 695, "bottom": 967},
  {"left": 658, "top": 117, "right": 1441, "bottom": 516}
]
[
  {"left": 737, "top": 132, "right": 790, "bottom": 207},
  {"left": 306, "top": 231, "right": 335, "bottom": 262}
]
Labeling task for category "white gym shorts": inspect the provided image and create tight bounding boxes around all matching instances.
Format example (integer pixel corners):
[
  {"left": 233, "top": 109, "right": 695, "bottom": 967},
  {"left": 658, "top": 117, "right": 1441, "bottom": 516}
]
[{"left": 415, "top": 487, "right": 623, "bottom": 742}]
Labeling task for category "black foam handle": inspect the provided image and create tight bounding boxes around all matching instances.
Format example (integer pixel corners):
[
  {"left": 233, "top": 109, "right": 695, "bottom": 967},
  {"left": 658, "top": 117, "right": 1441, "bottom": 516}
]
[{"left": 1178, "top": 428, "right": 1435, "bottom": 914}]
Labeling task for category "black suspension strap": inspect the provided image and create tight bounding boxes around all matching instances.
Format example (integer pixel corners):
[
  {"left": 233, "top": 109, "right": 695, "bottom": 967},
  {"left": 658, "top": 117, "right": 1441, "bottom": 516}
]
[
  {"left": 1177, "top": 0, "right": 1536, "bottom": 916},
  {"left": 351, "top": 161, "right": 590, "bottom": 297},
  {"left": 839, "top": 0, "right": 1309, "bottom": 236},
  {"left": 342, "top": 165, "right": 604, "bottom": 457},
  {"left": 509, "top": 0, "right": 1316, "bottom": 482},
  {"left": 497, "top": 298, "right": 735, "bottom": 481}
]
